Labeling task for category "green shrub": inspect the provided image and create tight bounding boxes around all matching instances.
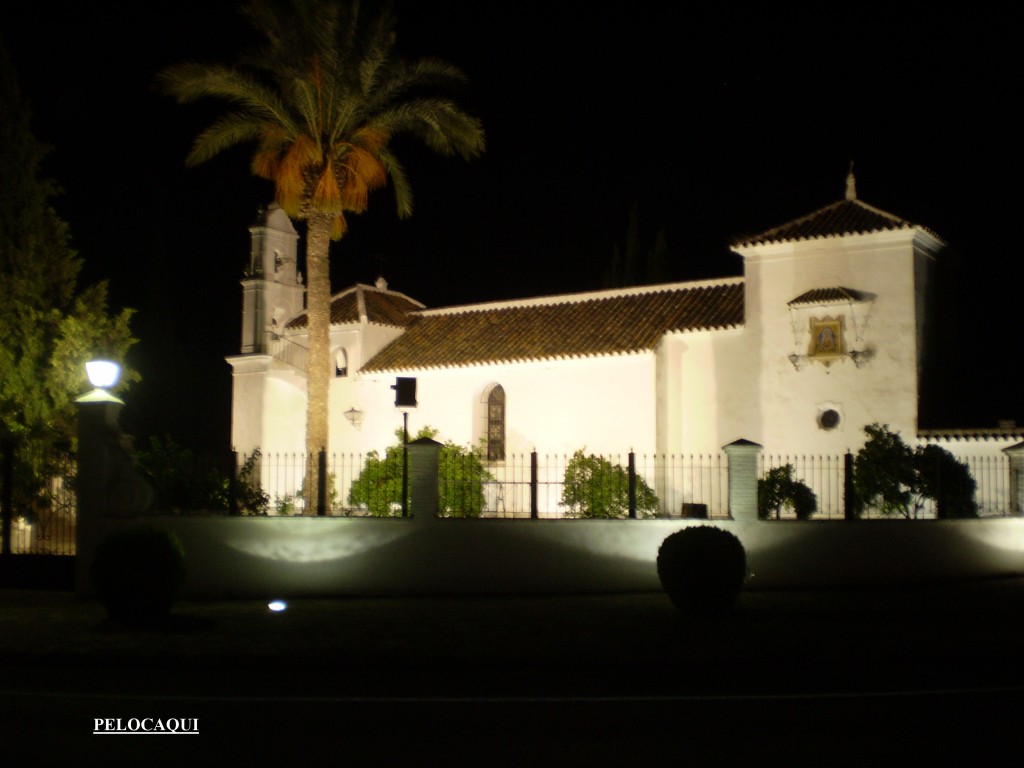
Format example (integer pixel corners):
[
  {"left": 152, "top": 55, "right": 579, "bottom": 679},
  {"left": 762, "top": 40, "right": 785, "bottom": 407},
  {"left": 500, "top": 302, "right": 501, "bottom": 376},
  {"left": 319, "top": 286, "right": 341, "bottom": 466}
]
[
  {"left": 561, "top": 449, "right": 659, "bottom": 518},
  {"left": 758, "top": 464, "right": 817, "bottom": 520},
  {"left": 656, "top": 526, "right": 746, "bottom": 615},
  {"left": 90, "top": 526, "right": 186, "bottom": 623},
  {"left": 853, "top": 423, "right": 978, "bottom": 519},
  {"left": 348, "top": 427, "right": 492, "bottom": 517},
  {"left": 134, "top": 436, "right": 225, "bottom": 513}
]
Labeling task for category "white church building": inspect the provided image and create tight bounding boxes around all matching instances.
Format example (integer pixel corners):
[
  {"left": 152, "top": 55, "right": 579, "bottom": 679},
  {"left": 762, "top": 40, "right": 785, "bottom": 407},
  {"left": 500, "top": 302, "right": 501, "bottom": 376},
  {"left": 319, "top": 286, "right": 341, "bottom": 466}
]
[{"left": 226, "top": 173, "right": 1021, "bottom": 516}]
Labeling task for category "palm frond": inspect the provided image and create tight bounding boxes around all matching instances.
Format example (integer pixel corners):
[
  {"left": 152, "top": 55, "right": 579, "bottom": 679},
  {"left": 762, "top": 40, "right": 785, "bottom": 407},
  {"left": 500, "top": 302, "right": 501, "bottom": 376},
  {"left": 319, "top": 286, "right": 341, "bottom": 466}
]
[
  {"left": 330, "top": 212, "right": 348, "bottom": 239},
  {"left": 374, "top": 99, "right": 485, "bottom": 160},
  {"left": 185, "top": 113, "right": 266, "bottom": 166},
  {"left": 366, "top": 57, "right": 470, "bottom": 110},
  {"left": 338, "top": 146, "right": 387, "bottom": 213},
  {"left": 310, "top": 159, "right": 343, "bottom": 213},
  {"left": 162, "top": 0, "right": 482, "bottom": 225},
  {"left": 377, "top": 146, "right": 413, "bottom": 219},
  {"left": 158, "top": 62, "right": 300, "bottom": 140}
]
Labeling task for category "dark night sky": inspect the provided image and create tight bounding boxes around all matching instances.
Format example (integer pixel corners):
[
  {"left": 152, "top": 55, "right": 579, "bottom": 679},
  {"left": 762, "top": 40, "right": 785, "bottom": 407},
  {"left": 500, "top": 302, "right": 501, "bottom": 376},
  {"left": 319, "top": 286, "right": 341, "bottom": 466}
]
[{"left": 3, "top": 2, "right": 1022, "bottom": 451}]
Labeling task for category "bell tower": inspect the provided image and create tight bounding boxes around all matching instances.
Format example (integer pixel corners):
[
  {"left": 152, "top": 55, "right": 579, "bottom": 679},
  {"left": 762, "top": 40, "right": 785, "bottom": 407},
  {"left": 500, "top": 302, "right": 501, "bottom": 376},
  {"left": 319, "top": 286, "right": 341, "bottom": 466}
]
[{"left": 240, "top": 204, "right": 304, "bottom": 353}]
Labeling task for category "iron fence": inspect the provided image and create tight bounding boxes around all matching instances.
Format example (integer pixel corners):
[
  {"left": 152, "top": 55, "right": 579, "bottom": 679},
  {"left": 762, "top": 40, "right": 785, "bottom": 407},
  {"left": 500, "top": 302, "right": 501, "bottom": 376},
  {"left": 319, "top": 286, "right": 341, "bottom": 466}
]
[
  {"left": 1, "top": 442, "right": 1015, "bottom": 541},
  {"left": 441, "top": 452, "right": 731, "bottom": 519},
  {"left": 0, "top": 441, "right": 77, "bottom": 555},
  {"left": 761, "top": 452, "right": 1016, "bottom": 520},
  {"left": 236, "top": 450, "right": 734, "bottom": 518}
]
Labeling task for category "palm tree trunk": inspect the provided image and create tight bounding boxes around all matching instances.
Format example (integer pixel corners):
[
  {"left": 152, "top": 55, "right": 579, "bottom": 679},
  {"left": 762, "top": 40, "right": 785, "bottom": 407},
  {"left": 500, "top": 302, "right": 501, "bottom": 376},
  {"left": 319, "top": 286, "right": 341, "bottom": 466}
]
[{"left": 304, "top": 211, "right": 333, "bottom": 515}]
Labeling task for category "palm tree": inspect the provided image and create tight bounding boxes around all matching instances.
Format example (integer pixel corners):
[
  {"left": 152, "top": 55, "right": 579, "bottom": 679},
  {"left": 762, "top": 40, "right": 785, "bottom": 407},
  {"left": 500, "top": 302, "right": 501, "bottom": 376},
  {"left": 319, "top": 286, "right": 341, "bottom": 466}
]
[{"left": 157, "top": 0, "right": 484, "bottom": 502}]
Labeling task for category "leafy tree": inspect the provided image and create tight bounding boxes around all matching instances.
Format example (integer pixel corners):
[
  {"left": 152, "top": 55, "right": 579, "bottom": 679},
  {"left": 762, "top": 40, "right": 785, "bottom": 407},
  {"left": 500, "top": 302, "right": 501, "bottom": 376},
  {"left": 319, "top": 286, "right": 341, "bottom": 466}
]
[
  {"left": 348, "top": 427, "right": 492, "bottom": 517},
  {"left": 853, "top": 424, "right": 918, "bottom": 518},
  {"left": 0, "top": 42, "right": 137, "bottom": 449},
  {"left": 134, "top": 438, "right": 271, "bottom": 515},
  {"left": 157, "top": 0, "right": 485, "bottom": 474},
  {"left": 853, "top": 423, "right": 977, "bottom": 519},
  {"left": 915, "top": 444, "right": 977, "bottom": 519},
  {"left": 560, "top": 450, "right": 659, "bottom": 518},
  {"left": 133, "top": 436, "right": 224, "bottom": 513},
  {"left": 758, "top": 464, "right": 817, "bottom": 520},
  {"left": 230, "top": 449, "right": 273, "bottom": 516}
]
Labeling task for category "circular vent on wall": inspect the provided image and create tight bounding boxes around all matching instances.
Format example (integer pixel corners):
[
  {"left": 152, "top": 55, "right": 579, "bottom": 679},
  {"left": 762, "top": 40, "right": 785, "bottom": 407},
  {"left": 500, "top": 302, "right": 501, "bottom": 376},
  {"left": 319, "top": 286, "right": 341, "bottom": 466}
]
[{"left": 819, "top": 409, "right": 841, "bottom": 430}]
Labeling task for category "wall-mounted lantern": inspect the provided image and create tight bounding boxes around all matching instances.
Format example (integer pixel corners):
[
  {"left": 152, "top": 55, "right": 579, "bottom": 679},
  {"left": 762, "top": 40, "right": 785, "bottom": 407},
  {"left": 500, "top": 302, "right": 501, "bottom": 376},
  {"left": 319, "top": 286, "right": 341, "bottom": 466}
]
[{"left": 344, "top": 407, "right": 363, "bottom": 429}]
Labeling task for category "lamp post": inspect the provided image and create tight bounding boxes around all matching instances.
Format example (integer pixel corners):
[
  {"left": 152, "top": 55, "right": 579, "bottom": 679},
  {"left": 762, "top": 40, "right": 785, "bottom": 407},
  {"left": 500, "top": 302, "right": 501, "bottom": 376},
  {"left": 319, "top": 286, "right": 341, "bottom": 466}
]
[
  {"left": 392, "top": 378, "right": 417, "bottom": 517},
  {"left": 74, "top": 359, "right": 124, "bottom": 595},
  {"left": 79, "top": 360, "right": 124, "bottom": 404}
]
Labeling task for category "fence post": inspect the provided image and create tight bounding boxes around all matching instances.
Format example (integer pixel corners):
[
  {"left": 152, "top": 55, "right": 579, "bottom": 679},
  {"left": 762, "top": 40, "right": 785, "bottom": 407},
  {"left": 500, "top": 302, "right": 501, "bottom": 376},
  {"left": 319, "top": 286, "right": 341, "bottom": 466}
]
[
  {"left": 1, "top": 439, "right": 13, "bottom": 557},
  {"left": 401, "top": 411, "right": 409, "bottom": 517},
  {"left": 722, "top": 439, "right": 762, "bottom": 521},
  {"left": 1002, "top": 442, "right": 1024, "bottom": 517},
  {"left": 317, "top": 450, "right": 327, "bottom": 516},
  {"left": 74, "top": 391, "right": 153, "bottom": 595},
  {"left": 628, "top": 451, "right": 637, "bottom": 519},
  {"left": 407, "top": 437, "right": 442, "bottom": 521},
  {"left": 843, "top": 451, "right": 856, "bottom": 520},
  {"left": 530, "top": 451, "right": 538, "bottom": 519}
]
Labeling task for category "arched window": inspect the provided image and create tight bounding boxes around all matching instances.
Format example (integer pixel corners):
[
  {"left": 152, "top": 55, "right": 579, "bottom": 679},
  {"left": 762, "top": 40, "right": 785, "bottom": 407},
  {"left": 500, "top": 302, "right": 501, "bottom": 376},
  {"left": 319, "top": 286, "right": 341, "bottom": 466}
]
[
  {"left": 486, "top": 385, "right": 505, "bottom": 461},
  {"left": 334, "top": 348, "right": 348, "bottom": 378}
]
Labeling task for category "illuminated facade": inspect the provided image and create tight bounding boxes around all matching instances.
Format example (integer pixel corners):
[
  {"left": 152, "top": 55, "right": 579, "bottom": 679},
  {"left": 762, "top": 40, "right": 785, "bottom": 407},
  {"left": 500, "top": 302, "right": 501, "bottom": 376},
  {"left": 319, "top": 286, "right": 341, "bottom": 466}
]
[{"left": 227, "top": 175, "right": 1018, "bottom": 478}]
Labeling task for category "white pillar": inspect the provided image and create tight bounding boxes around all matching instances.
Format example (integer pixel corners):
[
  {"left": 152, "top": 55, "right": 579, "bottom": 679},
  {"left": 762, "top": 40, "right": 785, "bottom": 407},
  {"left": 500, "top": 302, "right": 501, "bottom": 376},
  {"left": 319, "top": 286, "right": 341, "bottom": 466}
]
[
  {"left": 1002, "top": 442, "right": 1024, "bottom": 517},
  {"left": 74, "top": 394, "right": 154, "bottom": 594},
  {"left": 723, "top": 439, "right": 763, "bottom": 522}
]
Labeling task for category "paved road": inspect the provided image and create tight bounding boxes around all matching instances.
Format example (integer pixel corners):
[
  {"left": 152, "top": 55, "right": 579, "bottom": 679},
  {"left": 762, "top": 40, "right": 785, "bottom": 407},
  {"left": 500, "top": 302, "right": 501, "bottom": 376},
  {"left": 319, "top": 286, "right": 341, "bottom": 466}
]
[{"left": 3, "top": 581, "right": 1023, "bottom": 764}]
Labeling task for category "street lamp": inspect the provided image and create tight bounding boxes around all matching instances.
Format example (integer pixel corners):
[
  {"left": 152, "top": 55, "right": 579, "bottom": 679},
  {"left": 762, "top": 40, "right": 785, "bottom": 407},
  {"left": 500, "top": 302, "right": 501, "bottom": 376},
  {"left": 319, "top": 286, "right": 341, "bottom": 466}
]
[
  {"left": 76, "top": 359, "right": 124, "bottom": 404},
  {"left": 392, "top": 378, "right": 417, "bottom": 517}
]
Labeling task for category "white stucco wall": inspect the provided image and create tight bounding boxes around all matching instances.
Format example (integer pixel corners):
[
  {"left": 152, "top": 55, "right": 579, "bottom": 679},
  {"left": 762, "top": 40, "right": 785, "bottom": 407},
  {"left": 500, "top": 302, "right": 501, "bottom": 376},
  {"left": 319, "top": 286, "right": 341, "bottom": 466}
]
[
  {"left": 350, "top": 354, "right": 659, "bottom": 458},
  {"left": 76, "top": 515, "right": 1024, "bottom": 599},
  {"left": 657, "top": 327, "right": 753, "bottom": 456},
  {"left": 227, "top": 354, "right": 270, "bottom": 455},
  {"left": 739, "top": 230, "right": 933, "bottom": 456}
]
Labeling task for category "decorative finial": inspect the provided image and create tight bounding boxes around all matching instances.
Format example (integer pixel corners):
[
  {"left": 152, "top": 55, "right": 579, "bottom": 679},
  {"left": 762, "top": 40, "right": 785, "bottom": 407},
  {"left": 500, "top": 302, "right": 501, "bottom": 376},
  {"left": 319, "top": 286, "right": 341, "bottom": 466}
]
[{"left": 845, "top": 161, "right": 856, "bottom": 201}]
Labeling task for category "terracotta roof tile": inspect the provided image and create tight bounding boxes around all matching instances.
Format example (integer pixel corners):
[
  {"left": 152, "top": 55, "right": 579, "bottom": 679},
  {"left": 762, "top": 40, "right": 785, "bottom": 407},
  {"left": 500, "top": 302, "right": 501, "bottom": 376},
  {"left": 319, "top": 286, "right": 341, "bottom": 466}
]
[
  {"left": 735, "top": 199, "right": 943, "bottom": 247},
  {"left": 788, "top": 286, "right": 871, "bottom": 307},
  {"left": 362, "top": 280, "right": 744, "bottom": 372},
  {"left": 286, "top": 283, "right": 423, "bottom": 330}
]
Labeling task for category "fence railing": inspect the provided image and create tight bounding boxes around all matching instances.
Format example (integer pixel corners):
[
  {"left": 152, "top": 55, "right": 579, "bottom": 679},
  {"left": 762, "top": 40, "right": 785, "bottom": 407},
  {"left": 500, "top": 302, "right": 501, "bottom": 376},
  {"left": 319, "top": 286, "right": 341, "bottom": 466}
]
[
  {"left": 761, "top": 452, "right": 1016, "bottom": 519},
  {"left": 1, "top": 442, "right": 1017, "bottom": 553},
  {"left": 237, "top": 450, "right": 733, "bottom": 519},
  {"left": 209, "top": 448, "right": 1023, "bottom": 520},
  {"left": 0, "top": 441, "right": 77, "bottom": 555}
]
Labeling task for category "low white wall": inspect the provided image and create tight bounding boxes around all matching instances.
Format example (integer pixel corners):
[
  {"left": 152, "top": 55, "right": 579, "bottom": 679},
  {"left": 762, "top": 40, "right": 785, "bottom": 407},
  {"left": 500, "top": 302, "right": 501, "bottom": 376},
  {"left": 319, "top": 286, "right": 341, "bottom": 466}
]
[{"left": 77, "top": 516, "right": 1024, "bottom": 599}]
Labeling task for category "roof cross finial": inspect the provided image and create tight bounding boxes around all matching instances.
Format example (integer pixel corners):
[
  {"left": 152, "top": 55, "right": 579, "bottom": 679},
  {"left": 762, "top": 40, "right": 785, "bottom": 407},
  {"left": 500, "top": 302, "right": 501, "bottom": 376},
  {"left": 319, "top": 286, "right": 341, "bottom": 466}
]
[{"left": 845, "top": 160, "right": 857, "bottom": 201}]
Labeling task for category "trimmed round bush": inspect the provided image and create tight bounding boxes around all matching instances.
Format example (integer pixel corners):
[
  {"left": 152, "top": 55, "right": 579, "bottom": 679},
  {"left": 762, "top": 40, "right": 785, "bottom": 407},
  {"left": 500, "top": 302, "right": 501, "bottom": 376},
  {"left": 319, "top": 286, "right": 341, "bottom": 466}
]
[
  {"left": 657, "top": 526, "right": 747, "bottom": 616},
  {"left": 90, "top": 526, "right": 186, "bottom": 623}
]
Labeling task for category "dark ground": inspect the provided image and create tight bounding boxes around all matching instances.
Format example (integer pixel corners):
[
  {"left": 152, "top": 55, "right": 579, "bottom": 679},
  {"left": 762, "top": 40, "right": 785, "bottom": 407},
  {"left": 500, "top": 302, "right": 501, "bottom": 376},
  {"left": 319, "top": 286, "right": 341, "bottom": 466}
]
[{"left": 2, "top": 579, "right": 1023, "bottom": 766}]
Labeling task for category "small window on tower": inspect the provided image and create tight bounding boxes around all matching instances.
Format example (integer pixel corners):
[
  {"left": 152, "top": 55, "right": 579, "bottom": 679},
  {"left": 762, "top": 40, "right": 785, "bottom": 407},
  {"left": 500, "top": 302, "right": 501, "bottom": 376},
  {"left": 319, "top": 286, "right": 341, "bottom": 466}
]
[{"left": 334, "top": 349, "right": 348, "bottom": 378}]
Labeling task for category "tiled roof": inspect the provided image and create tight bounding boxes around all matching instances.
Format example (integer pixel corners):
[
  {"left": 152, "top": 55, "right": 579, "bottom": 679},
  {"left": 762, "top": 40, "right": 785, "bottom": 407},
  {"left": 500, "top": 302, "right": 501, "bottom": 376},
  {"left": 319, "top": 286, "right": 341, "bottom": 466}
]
[
  {"left": 788, "top": 286, "right": 871, "bottom": 307},
  {"left": 361, "top": 280, "right": 744, "bottom": 372},
  {"left": 286, "top": 283, "right": 424, "bottom": 330},
  {"left": 919, "top": 428, "right": 1024, "bottom": 442},
  {"left": 735, "top": 198, "right": 944, "bottom": 248}
]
